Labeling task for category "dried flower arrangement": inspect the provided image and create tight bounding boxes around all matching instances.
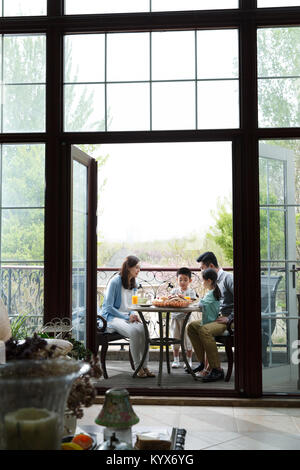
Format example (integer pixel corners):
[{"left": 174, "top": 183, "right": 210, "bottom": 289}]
[{"left": 5, "top": 333, "right": 102, "bottom": 419}]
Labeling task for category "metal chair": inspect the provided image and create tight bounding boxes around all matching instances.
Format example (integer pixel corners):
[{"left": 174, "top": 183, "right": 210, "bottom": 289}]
[
  {"left": 96, "top": 314, "right": 134, "bottom": 379},
  {"left": 215, "top": 318, "right": 234, "bottom": 382}
]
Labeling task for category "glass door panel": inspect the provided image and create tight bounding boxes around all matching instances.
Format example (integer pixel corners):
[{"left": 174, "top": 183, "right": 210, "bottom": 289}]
[
  {"left": 71, "top": 145, "right": 97, "bottom": 348},
  {"left": 72, "top": 154, "right": 88, "bottom": 343},
  {"left": 259, "top": 140, "right": 300, "bottom": 393}
]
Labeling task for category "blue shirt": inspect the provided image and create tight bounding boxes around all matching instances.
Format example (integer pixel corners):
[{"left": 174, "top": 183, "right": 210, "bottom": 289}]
[
  {"left": 101, "top": 274, "right": 131, "bottom": 323},
  {"left": 199, "top": 290, "right": 220, "bottom": 325}
]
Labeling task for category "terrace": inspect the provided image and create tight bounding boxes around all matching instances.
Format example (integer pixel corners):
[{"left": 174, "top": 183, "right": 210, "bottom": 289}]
[{"left": 3, "top": 263, "right": 299, "bottom": 394}]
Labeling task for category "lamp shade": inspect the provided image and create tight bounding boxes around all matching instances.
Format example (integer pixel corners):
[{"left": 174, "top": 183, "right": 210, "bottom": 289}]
[{"left": 95, "top": 388, "right": 139, "bottom": 429}]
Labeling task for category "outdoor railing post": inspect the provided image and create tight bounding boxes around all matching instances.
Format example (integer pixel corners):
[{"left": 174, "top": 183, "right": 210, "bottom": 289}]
[{"left": 7, "top": 267, "right": 12, "bottom": 316}]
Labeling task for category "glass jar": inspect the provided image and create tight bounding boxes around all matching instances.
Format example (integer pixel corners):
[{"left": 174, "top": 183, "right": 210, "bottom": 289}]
[{"left": 0, "top": 358, "right": 89, "bottom": 450}]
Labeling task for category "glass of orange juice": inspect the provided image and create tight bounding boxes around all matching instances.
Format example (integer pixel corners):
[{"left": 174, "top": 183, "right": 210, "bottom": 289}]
[{"left": 132, "top": 295, "right": 138, "bottom": 305}]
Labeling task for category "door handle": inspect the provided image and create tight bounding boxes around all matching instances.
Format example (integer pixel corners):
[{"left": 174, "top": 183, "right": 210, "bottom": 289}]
[{"left": 289, "top": 264, "right": 298, "bottom": 289}]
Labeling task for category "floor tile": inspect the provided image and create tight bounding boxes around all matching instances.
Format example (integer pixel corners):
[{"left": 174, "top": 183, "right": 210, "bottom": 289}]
[
  {"left": 179, "top": 412, "right": 238, "bottom": 432},
  {"left": 235, "top": 415, "right": 299, "bottom": 433},
  {"left": 184, "top": 431, "right": 240, "bottom": 450},
  {"left": 233, "top": 407, "right": 300, "bottom": 417},
  {"left": 206, "top": 432, "right": 300, "bottom": 450}
]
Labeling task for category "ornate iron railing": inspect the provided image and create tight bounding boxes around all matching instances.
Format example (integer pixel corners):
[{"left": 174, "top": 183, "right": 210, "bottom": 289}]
[
  {"left": 1, "top": 265, "right": 44, "bottom": 335},
  {"left": 1, "top": 264, "right": 295, "bottom": 363}
]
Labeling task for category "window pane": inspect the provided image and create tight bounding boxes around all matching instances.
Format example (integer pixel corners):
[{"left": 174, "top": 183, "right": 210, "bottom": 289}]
[
  {"left": 152, "top": 82, "right": 195, "bottom": 130},
  {"left": 258, "top": 27, "right": 300, "bottom": 128},
  {"left": 65, "top": 0, "right": 149, "bottom": 14},
  {"left": 64, "top": 35, "right": 105, "bottom": 83},
  {"left": 4, "top": 35, "right": 46, "bottom": 83},
  {"left": 152, "top": 0, "right": 238, "bottom": 10},
  {"left": 107, "top": 33, "right": 149, "bottom": 82},
  {"left": 258, "top": 78, "right": 300, "bottom": 128},
  {"left": 197, "top": 30, "right": 238, "bottom": 79},
  {"left": 198, "top": 80, "right": 239, "bottom": 129},
  {"left": 3, "top": 85, "right": 45, "bottom": 133},
  {"left": 152, "top": 31, "right": 195, "bottom": 80},
  {"left": 257, "top": 28, "right": 300, "bottom": 78},
  {"left": 3, "top": 0, "right": 46, "bottom": 16},
  {"left": 258, "top": 0, "right": 300, "bottom": 6},
  {"left": 2, "top": 144, "right": 45, "bottom": 208},
  {"left": 64, "top": 84, "right": 105, "bottom": 132},
  {"left": 107, "top": 83, "right": 150, "bottom": 131},
  {"left": 2, "top": 209, "right": 44, "bottom": 262},
  {"left": 1, "top": 34, "right": 46, "bottom": 133}
]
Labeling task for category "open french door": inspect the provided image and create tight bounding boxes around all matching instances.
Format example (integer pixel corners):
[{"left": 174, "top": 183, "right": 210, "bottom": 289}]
[{"left": 71, "top": 145, "right": 97, "bottom": 352}]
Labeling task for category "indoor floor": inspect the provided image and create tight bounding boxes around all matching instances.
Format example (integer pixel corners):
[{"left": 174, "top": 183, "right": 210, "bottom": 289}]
[{"left": 78, "top": 403, "right": 300, "bottom": 450}]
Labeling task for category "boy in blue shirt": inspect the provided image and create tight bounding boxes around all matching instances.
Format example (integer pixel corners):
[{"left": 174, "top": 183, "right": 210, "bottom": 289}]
[{"left": 170, "top": 267, "right": 196, "bottom": 369}]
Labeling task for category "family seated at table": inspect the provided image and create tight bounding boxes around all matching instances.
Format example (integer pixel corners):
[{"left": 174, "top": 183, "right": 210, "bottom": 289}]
[{"left": 99, "top": 251, "right": 234, "bottom": 383}]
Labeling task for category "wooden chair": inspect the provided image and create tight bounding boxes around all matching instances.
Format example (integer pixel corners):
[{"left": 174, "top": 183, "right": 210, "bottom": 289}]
[
  {"left": 215, "top": 318, "right": 234, "bottom": 382},
  {"left": 96, "top": 314, "right": 135, "bottom": 379}
]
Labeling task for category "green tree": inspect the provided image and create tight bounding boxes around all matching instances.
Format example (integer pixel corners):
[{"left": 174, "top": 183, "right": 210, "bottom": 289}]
[{"left": 207, "top": 198, "right": 233, "bottom": 265}]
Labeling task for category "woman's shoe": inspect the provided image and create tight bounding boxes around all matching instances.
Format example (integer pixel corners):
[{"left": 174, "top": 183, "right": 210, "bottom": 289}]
[
  {"left": 143, "top": 367, "right": 156, "bottom": 377},
  {"left": 136, "top": 368, "right": 148, "bottom": 378}
]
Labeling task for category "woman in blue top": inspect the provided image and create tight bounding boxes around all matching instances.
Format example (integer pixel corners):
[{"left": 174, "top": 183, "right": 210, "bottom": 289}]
[{"left": 101, "top": 255, "right": 155, "bottom": 378}]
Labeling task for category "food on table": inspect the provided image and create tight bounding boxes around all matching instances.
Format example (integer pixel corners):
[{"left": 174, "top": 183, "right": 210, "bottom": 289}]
[
  {"left": 61, "top": 442, "right": 83, "bottom": 450},
  {"left": 71, "top": 433, "right": 94, "bottom": 450},
  {"left": 152, "top": 295, "right": 192, "bottom": 308}
]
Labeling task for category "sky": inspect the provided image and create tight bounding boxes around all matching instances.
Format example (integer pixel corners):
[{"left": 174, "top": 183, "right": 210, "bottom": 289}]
[{"left": 95, "top": 142, "right": 232, "bottom": 243}]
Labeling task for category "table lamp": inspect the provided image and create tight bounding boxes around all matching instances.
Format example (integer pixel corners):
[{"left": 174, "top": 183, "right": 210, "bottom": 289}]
[{"left": 95, "top": 388, "right": 139, "bottom": 447}]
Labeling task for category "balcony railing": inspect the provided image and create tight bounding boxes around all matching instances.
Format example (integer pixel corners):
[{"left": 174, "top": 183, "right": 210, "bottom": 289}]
[
  {"left": 1, "top": 264, "right": 296, "bottom": 365},
  {"left": 1, "top": 264, "right": 44, "bottom": 336}
]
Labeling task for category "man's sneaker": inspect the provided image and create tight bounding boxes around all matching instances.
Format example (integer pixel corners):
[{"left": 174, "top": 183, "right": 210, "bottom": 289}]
[
  {"left": 201, "top": 368, "right": 224, "bottom": 382},
  {"left": 171, "top": 361, "right": 180, "bottom": 368}
]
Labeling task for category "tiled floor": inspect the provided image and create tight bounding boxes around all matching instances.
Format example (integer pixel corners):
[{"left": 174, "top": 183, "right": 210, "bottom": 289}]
[{"left": 78, "top": 404, "right": 300, "bottom": 450}]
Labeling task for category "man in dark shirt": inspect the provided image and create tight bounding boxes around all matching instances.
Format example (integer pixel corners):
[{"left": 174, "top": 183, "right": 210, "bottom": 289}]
[{"left": 187, "top": 251, "right": 234, "bottom": 382}]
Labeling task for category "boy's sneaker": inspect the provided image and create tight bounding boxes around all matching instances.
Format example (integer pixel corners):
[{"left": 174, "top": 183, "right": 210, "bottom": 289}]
[
  {"left": 171, "top": 360, "right": 180, "bottom": 368},
  {"left": 183, "top": 361, "right": 193, "bottom": 370}
]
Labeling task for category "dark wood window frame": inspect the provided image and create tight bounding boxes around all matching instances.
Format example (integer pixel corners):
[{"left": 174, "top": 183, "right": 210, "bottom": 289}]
[{"left": 0, "top": 0, "right": 299, "bottom": 397}]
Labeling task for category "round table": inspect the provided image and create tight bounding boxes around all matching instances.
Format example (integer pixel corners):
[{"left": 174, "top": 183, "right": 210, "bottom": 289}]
[{"left": 130, "top": 304, "right": 201, "bottom": 386}]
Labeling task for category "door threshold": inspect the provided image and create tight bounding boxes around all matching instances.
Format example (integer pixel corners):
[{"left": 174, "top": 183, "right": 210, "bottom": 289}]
[{"left": 95, "top": 395, "right": 300, "bottom": 407}]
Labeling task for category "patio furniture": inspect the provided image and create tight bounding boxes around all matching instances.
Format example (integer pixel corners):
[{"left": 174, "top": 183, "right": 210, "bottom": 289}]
[
  {"left": 131, "top": 305, "right": 201, "bottom": 386},
  {"left": 261, "top": 275, "right": 282, "bottom": 366},
  {"left": 39, "top": 317, "right": 73, "bottom": 339},
  {"left": 96, "top": 314, "right": 134, "bottom": 379},
  {"left": 215, "top": 318, "right": 234, "bottom": 382}
]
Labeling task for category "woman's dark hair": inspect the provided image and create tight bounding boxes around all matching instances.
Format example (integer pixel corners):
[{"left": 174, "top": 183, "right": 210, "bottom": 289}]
[
  {"left": 120, "top": 255, "right": 140, "bottom": 289},
  {"left": 202, "top": 268, "right": 221, "bottom": 301}
]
